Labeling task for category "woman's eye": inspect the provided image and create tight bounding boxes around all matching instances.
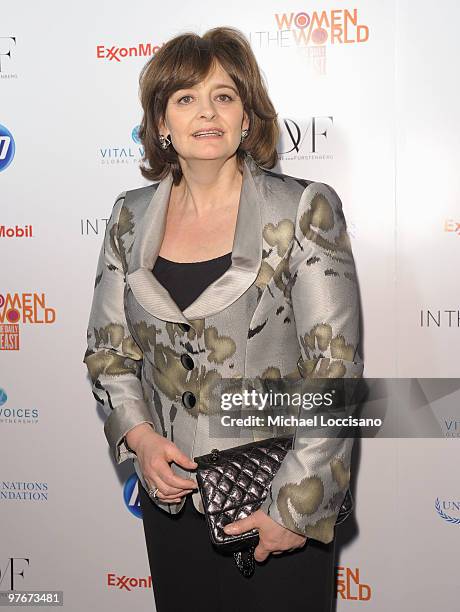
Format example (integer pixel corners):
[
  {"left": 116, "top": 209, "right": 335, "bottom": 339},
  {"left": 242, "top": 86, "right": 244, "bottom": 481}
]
[{"left": 177, "top": 93, "right": 233, "bottom": 104}]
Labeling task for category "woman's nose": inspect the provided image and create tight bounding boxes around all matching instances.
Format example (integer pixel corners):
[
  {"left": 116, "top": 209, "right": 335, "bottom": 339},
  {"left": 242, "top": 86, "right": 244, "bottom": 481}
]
[{"left": 197, "top": 101, "right": 216, "bottom": 119}]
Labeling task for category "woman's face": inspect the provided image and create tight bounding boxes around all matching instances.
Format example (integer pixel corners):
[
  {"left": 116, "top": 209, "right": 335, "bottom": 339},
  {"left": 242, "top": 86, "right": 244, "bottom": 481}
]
[{"left": 158, "top": 61, "right": 249, "bottom": 164}]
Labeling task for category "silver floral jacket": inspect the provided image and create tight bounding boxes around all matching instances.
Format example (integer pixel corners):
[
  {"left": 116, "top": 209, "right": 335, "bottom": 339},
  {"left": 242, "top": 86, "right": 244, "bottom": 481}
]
[{"left": 83, "top": 152, "right": 364, "bottom": 544}]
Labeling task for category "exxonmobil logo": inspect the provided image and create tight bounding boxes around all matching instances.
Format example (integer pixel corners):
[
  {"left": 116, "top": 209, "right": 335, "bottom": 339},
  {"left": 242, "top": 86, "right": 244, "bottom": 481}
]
[
  {"left": 107, "top": 573, "right": 152, "bottom": 591},
  {"left": 0, "top": 225, "right": 33, "bottom": 238},
  {"left": 96, "top": 42, "right": 163, "bottom": 62}
]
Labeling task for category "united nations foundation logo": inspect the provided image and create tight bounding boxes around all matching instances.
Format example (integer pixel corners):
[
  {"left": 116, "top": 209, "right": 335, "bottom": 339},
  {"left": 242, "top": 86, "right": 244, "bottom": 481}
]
[{"left": 435, "top": 497, "right": 460, "bottom": 525}]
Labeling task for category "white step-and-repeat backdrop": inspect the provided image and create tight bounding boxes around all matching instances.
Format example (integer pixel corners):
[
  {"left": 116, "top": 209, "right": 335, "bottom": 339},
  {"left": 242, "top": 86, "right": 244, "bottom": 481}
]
[{"left": 1, "top": 1, "right": 459, "bottom": 610}]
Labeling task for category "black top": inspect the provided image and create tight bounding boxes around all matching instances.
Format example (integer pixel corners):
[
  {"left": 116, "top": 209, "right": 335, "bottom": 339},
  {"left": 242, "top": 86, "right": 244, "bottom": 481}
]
[{"left": 152, "top": 252, "right": 232, "bottom": 312}]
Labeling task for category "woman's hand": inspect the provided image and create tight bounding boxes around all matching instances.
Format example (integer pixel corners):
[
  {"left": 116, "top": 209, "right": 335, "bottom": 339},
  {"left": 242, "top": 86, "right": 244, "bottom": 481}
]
[
  {"left": 223, "top": 509, "right": 307, "bottom": 562},
  {"left": 125, "top": 423, "right": 198, "bottom": 503}
]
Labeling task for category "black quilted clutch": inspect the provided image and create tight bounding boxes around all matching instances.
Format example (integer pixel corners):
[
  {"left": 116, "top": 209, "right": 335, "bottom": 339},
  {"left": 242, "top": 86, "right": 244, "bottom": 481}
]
[{"left": 194, "top": 434, "right": 353, "bottom": 577}]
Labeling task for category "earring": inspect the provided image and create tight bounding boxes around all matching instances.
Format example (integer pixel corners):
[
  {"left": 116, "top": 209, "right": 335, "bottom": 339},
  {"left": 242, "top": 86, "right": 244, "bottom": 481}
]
[
  {"left": 159, "top": 134, "right": 171, "bottom": 149},
  {"left": 241, "top": 128, "right": 249, "bottom": 142}
]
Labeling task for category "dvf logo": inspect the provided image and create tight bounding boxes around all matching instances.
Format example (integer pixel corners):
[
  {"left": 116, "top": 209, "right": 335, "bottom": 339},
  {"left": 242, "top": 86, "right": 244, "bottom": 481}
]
[
  {"left": 0, "top": 557, "right": 30, "bottom": 590},
  {"left": 0, "top": 124, "right": 15, "bottom": 172}
]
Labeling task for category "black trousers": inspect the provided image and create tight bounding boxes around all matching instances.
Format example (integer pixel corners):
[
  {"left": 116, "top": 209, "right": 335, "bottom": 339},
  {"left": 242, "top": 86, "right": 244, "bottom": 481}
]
[{"left": 139, "top": 483, "right": 336, "bottom": 612}]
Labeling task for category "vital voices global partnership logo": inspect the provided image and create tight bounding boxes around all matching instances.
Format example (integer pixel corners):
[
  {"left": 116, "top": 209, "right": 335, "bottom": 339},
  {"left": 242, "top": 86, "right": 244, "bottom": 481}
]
[
  {"left": 0, "top": 124, "right": 15, "bottom": 172},
  {"left": 0, "top": 388, "right": 39, "bottom": 424},
  {"left": 0, "top": 292, "right": 56, "bottom": 351},
  {"left": 444, "top": 418, "right": 460, "bottom": 437},
  {"left": 98, "top": 125, "right": 143, "bottom": 166},
  {"left": 248, "top": 8, "right": 370, "bottom": 75}
]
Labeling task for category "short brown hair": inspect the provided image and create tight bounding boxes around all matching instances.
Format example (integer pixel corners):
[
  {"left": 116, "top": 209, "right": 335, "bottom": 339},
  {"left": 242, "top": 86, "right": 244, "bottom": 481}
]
[{"left": 137, "top": 26, "right": 280, "bottom": 184}]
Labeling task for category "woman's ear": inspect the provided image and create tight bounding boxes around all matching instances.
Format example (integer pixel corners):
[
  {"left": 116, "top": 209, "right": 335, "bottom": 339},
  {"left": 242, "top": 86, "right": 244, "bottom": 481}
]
[
  {"left": 242, "top": 109, "right": 250, "bottom": 132},
  {"left": 158, "top": 117, "right": 168, "bottom": 135}
]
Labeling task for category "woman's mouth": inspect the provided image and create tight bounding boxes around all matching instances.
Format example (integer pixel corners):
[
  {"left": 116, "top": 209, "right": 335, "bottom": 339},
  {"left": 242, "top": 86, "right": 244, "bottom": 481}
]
[{"left": 192, "top": 130, "right": 224, "bottom": 138}]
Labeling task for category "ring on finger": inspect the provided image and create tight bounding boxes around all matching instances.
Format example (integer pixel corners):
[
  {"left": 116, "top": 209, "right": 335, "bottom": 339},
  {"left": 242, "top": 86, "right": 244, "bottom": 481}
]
[{"left": 148, "top": 486, "right": 159, "bottom": 499}]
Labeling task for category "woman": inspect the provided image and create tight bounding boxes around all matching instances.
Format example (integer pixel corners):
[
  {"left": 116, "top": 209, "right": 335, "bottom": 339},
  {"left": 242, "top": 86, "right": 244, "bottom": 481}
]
[{"left": 83, "top": 26, "right": 364, "bottom": 612}]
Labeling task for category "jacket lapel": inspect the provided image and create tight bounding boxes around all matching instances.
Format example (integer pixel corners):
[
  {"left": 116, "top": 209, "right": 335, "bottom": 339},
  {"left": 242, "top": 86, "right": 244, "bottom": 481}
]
[{"left": 126, "top": 154, "right": 263, "bottom": 323}]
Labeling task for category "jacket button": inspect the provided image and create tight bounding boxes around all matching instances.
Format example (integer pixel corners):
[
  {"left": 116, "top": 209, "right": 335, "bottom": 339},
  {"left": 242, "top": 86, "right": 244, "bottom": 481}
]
[
  {"left": 182, "top": 391, "right": 196, "bottom": 409},
  {"left": 180, "top": 354, "right": 194, "bottom": 370},
  {"left": 178, "top": 323, "right": 190, "bottom": 332}
]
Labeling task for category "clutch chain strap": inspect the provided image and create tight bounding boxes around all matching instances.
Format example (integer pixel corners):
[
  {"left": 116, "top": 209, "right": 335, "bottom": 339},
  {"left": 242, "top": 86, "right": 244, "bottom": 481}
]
[{"left": 233, "top": 546, "right": 256, "bottom": 578}]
